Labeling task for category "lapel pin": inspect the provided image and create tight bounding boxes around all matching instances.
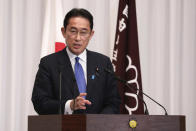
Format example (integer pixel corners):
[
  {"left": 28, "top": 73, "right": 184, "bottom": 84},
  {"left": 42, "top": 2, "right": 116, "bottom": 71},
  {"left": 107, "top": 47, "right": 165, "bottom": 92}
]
[{"left": 91, "top": 75, "right": 95, "bottom": 80}]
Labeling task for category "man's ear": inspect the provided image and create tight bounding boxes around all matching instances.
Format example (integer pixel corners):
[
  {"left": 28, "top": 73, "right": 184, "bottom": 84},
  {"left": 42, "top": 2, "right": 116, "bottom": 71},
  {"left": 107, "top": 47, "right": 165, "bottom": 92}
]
[
  {"left": 89, "top": 30, "right": 94, "bottom": 40},
  {"left": 61, "top": 27, "right": 66, "bottom": 38}
]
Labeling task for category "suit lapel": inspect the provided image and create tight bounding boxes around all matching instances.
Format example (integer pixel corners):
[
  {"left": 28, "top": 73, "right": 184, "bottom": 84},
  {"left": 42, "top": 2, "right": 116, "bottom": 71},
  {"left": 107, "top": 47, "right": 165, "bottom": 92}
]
[
  {"left": 57, "top": 49, "right": 97, "bottom": 99},
  {"left": 86, "top": 50, "right": 97, "bottom": 96},
  {"left": 57, "top": 48, "right": 79, "bottom": 98}
]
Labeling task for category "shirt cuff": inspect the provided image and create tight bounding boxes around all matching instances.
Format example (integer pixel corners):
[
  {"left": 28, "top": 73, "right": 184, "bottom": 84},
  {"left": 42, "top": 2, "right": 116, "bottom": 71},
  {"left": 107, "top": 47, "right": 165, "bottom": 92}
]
[{"left": 64, "top": 100, "right": 73, "bottom": 114}]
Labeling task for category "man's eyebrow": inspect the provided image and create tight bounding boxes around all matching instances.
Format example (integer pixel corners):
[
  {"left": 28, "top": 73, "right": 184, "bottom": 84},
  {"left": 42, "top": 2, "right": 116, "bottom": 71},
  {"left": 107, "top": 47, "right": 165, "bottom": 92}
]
[
  {"left": 70, "top": 27, "right": 77, "bottom": 30},
  {"left": 69, "top": 27, "right": 88, "bottom": 31},
  {"left": 81, "top": 28, "right": 88, "bottom": 31}
]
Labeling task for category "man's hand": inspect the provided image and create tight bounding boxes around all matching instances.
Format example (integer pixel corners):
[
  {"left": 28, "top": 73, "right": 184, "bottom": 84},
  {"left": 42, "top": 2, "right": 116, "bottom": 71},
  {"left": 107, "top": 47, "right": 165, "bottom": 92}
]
[{"left": 70, "top": 93, "right": 91, "bottom": 110}]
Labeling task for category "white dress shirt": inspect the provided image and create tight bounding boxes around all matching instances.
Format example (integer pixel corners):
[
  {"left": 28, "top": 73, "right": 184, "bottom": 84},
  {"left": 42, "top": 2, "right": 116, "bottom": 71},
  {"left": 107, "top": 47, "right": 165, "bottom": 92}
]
[{"left": 64, "top": 47, "right": 87, "bottom": 114}]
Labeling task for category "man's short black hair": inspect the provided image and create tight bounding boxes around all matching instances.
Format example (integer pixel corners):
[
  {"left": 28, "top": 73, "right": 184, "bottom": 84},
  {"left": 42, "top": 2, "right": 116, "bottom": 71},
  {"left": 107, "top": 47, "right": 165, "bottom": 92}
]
[{"left": 63, "top": 8, "right": 93, "bottom": 30}]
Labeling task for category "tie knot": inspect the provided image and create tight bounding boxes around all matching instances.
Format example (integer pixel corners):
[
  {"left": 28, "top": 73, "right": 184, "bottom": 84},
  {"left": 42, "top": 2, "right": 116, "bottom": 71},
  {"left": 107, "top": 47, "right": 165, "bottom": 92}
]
[{"left": 75, "top": 57, "right": 80, "bottom": 63}]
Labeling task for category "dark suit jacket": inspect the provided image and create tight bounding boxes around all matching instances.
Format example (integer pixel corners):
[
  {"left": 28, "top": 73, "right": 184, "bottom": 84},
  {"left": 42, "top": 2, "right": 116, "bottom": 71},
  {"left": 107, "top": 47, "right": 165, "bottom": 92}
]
[{"left": 32, "top": 48, "right": 121, "bottom": 115}]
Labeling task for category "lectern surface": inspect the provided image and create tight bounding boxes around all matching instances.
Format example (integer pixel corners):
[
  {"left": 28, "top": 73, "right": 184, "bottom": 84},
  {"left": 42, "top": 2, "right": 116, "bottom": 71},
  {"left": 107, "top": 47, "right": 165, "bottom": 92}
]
[{"left": 28, "top": 114, "right": 185, "bottom": 131}]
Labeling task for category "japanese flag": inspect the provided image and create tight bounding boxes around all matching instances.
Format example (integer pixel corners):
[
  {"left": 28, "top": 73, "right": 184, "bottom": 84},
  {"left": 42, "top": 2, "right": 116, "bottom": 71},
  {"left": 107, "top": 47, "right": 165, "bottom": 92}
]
[{"left": 40, "top": 0, "right": 65, "bottom": 58}]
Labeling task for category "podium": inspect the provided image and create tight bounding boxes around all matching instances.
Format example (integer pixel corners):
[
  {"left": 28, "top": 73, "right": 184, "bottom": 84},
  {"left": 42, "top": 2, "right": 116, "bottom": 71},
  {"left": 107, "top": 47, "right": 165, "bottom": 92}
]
[{"left": 28, "top": 114, "right": 185, "bottom": 131}]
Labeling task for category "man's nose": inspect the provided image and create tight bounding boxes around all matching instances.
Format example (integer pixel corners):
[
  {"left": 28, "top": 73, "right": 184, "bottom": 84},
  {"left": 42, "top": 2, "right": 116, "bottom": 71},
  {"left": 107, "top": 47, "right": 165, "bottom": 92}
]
[{"left": 75, "top": 32, "right": 82, "bottom": 41}]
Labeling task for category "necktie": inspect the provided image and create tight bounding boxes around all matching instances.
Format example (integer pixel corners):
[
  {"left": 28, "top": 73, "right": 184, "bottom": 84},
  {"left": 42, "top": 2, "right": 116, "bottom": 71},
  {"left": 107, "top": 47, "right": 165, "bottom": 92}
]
[{"left": 74, "top": 57, "right": 86, "bottom": 96}]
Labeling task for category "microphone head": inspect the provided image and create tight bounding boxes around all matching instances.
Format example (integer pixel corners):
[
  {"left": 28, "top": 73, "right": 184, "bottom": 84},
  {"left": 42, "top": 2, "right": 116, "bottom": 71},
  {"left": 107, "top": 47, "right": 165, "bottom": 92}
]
[
  {"left": 95, "top": 66, "right": 100, "bottom": 77},
  {"left": 96, "top": 67, "right": 99, "bottom": 72},
  {"left": 104, "top": 68, "right": 113, "bottom": 74}
]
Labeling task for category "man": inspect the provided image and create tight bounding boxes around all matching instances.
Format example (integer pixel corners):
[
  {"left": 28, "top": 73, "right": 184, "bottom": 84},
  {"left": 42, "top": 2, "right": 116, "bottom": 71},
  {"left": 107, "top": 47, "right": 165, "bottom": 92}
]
[{"left": 32, "top": 8, "right": 121, "bottom": 114}]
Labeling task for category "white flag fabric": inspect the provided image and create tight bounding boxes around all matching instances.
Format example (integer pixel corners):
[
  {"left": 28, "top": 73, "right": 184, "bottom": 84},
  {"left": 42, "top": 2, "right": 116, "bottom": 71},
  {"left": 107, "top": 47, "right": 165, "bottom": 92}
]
[{"left": 41, "top": 0, "right": 65, "bottom": 58}]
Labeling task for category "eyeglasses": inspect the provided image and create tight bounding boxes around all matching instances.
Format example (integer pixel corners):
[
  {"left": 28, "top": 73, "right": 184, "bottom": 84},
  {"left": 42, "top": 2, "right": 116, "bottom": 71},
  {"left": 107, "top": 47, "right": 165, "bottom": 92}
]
[{"left": 68, "top": 29, "right": 90, "bottom": 38}]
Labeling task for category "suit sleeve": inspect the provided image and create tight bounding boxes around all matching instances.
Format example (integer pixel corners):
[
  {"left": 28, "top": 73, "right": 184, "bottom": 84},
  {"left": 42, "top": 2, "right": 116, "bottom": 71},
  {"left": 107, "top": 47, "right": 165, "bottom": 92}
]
[
  {"left": 31, "top": 58, "right": 66, "bottom": 115},
  {"left": 100, "top": 58, "right": 121, "bottom": 114}
]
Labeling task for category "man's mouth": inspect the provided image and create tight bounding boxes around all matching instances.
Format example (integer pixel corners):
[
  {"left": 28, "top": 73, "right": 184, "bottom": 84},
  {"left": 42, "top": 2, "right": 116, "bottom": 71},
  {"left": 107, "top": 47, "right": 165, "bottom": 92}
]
[{"left": 73, "top": 43, "right": 81, "bottom": 49}]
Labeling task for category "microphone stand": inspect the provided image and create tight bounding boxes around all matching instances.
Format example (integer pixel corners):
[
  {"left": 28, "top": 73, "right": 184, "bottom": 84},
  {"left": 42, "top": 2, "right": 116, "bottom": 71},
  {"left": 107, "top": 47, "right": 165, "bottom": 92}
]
[
  {"left": 115, "top": 75, "right": 149, "bottom": 115},
  {"left": 105, "top": 68, "right": 168, "bottom": 115},
  {"left": 59, "top": 71, "right": 62, "bottom": 114}
]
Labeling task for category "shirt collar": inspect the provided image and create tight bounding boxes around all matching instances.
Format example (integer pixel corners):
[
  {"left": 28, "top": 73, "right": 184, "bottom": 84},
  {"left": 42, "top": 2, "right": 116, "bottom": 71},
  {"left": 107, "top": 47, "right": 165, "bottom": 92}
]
[{"left": 66, "top": 47, "right": 87, "bottom": 62}]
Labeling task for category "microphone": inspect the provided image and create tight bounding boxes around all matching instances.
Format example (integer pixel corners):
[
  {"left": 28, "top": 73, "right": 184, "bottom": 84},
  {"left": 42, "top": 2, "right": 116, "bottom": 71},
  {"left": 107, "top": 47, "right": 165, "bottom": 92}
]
[
  {"left": 104, "top": 68, "right": 149, "bottom": 115},
  {"left": 95, "top": 66, "right": 100, "bottom": 77},
  {"left": 104, "top": 68, "right": 168, "bottom": 115},
  {"left": 58, "top": 65, "right": 64, "bottom": 115},
  {"left": 72, "top": 76, "right": 77, "bottom": 112}
]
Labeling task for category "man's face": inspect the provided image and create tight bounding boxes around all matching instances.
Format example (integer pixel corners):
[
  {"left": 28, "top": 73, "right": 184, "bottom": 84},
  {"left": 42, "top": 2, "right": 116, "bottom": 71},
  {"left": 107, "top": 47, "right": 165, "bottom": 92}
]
[{"left": 61, "top": 17, "right": 94, "bottom": 55}]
